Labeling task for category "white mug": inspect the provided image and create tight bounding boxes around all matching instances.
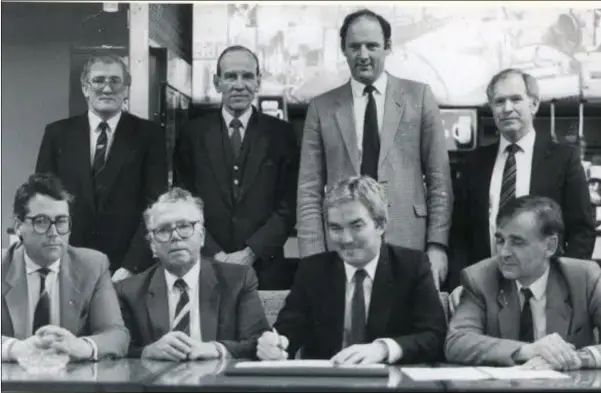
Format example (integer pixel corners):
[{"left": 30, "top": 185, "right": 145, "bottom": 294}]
[{"left": 452, "top": 116, "right": 473, "bottom": 145}]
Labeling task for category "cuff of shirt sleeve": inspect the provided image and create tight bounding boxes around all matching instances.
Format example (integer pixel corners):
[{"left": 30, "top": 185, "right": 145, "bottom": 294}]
[
  {"left": 2, "top": 338, "right": 17, "bottom": 361},
  {"left": 376, "top": 338, "right": 402, "bottom": 364},
  {"left": 577, "top": 346, "right": 601, "bottom": 369},
  {"left": 81, "top": 337, "right": 99, "bottom": 361},
  {"left": 214, "top": 342, "right": 231, "bottom": 360}
]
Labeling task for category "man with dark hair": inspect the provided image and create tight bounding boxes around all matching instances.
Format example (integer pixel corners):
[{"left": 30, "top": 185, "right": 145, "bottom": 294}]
[
  {"left": 446, "top": 195, "right": 601, "bottom": 370},
  {"left": 173, "top": 45, "right": 299, "bottom": 290},
  {"left": 2, "top": 173, "right": 129, "bottom": 362},
  {"left": 296, "top": 8, "right": 453, "bottom": 290},
  {"left": 36, "top": 53, "right": 168, "bottom": 282},
  {"left": 452, "top": 68, "right": 594, "bottom": 290}
]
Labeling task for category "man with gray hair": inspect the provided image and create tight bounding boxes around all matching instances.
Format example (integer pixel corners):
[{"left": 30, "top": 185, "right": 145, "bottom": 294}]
[
  {"left": 451, "top": 68, "right": 594, "bottom": 290},
  {"left": 115, "top": 187, "right": 269, "bottom": 361},
  {"left": 257, "top": 175, "right": 446, "bottom": 365},
  {"left": 36, "top": 53, "right": 168, "bottom": 282}
]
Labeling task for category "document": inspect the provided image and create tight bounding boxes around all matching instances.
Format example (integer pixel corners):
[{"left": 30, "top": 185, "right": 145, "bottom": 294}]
[
  {"left": 477, "top": 367, "right": 570, "bottom": 380},
  {"left": 236, "top": 360, "right": 386, "bottom": 369},
  {"left": 401, "top": 367, "right": 490, "bottom": 381}
]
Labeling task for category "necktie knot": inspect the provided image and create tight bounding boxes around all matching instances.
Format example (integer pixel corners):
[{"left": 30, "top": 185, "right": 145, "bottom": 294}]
[
  {"left": 98, "top": 122, "right": 109, "bottom": 132},
  {"left": 38, "top": 267, "right": 50, "bottom": 279},
  {"left": 229, "top": 118, "right": 243, "bottom": 129},
  {"left": 521, "top": 287, "right": 534, "bottom": 302},
  {"left": 174, "top": 278, "right": 188, "bottom": 293},
  {"left": 506, "top": 143, "right": 520, "bottom": 155},
  {"left": 363, "top": 85, "right": 376, "bottom": 95},
  {"left": 354, "top": 269, "right": 367, "bottom": 285}
]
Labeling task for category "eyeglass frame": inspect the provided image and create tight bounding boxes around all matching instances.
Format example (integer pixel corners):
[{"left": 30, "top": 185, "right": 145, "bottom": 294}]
[
  {"left": 23, "top": 215, "right": 72, "bottom": 235},
  {"left": 86, "top": 76, "right": 127, "bottom": 92},
  {"left": 150, "top": 221, "right": 202, "bottom": 243}
]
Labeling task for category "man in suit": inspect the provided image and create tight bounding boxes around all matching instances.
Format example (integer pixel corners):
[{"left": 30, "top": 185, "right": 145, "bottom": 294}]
[
  {"left": 2, "top": 173, "right": 129, "bottom": 362},
  {"left": 116, "top": 187, "right": 270, "bottom": 360},
  {"left": 451, "top": 68, "right": 594, "bottom": 290},
  {"left": 35, "top": 54, "right": 168, "bottom": 282},
  {"left": 296, "top": 8, "right": 453, "bottom": 289},
  {"left": 446, "top": 196, "right": 601, "bottom": 370},
  {"left": 257, "top": 176, "right": 447, "bottom": 365},
  {"left": 173, "top": 45, "right": 299, "bottom": 290}
]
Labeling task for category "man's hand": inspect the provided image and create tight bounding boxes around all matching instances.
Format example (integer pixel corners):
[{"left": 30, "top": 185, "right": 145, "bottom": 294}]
[
  {"left": 112, "top": 268, "right": 133, "bottom": 283},
  {"left": 521, "top": 354, "right": 582, "bottom": 371},
  {"left": 330, "top": 342, "right": 388, "bottom": 365},
  {"left": 516, "top": 333, "right": 580, "bottom": 370},
  {"left": 427, "top": 244, "right": 448, "bottom": 290},
  {"left": 256, "top": 330, "right": 289, "bottom": 360},
  {"left": 188, "top": 341, "right": 221, "bottom": 360},
  {"left": 223, "top": 247, "right": 257, "bottom": 265},
  {"left": 8, "top": 335, "right": 44, "bottom": 361},
  {"left": 141, "top": 331, "right": 194, "bottom": 362},
  {"left": 35, "top": 325, "right": 93, "bottom": 361}
]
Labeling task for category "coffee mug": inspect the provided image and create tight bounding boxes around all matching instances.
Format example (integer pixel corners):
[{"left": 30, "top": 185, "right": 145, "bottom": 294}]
[{"left": 452, "top": 116, "right": 473, "bottom": 145}]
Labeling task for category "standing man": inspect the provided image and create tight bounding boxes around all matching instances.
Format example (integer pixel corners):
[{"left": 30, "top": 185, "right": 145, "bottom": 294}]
[
  {"left": 36, "top": 54, "right": 168, "bottom": 281},
  {"left": 452, "top": 68, "right": 594, "bottom": 290},
  {"left": 296, "top": 9, "right": 453, "bottom": 288},
  {"left": 173, "top": 45, "right": 299, "bottom": 290}
]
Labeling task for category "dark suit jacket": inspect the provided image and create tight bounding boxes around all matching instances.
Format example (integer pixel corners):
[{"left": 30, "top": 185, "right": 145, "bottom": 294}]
[
  {"left": 445, "top": 256, "right": 601, "bottom": 366},
  {"left": 451, "top": 134, "right": 595, "bottom": 290},
  {"left": 273, "top": 243, "right": 447, "bottom": 363},
  {"left": 172, "top": 108, "right": 299, "bottom": 290},
  {"left": 115, "top": 258, "right": 270, "bottom": 359},
  {"left": 1, "top": 243, "right": 130, "bottom": 359},
  {"left": 35, "top": 112, "right": 168, "bottom": 274}
]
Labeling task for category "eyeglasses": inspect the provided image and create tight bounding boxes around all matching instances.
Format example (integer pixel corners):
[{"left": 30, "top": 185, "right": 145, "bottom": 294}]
[
  {"left": 151, "top": 221, "right": 200, "bottom": 243},
  {"left": 87, "top": 76, "right": 126, "bottom": 91},
  {"left": 24, "top": 215, "right": 72, "bottom": 235}
]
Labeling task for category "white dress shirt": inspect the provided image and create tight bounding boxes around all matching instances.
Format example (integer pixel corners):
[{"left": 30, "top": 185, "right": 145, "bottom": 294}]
[
  {"left": 164, "top": 261, "right": 202, "bottom": 343},
  {"left": 88, "top": 110, "right": 122, "bottom": 165},
  {"left": 342, "top": 254, "right": 402, "bottom": 364},
  {"left": 515, "top": 266, "right": 550, "bottom": 341},
  {"left": 222, "top": 106, "right": 253, "bottom": 141},
  {"left": 350, "top": 73, "right": 388, "bottom": 157},
  {"left": 489, "top": 130, "right": 536, "bottom": 253}
]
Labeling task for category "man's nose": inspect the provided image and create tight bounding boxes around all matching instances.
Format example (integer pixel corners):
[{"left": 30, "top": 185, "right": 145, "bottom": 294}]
[
  {"left": 358, "top": 46, "right": 369, "bottom": 60},
  {"left": 502, "top": 100, "right": 514, "bottom": 112},
  {"left": 101, "top": 83, "right": 113, "bottom": 94}
]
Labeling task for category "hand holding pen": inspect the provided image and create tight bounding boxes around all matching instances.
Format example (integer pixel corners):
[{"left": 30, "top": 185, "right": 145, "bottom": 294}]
[{"left": 256, "top": 328, "right": 290, "bottom": 361}]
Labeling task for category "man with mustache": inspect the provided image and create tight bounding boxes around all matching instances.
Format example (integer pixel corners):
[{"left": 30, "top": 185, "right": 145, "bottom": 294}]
[
  {"left": 451, "top": 68, "right": 594, "bottom": 290},
  {"left": 446, "top": 196, "right": 601, "bottom": 371},
  {"left": 35, "top": 54, "right": 168, "bottom": 282},
  {"left": 173, "top": 46, "right": 299, "bottom": 290},
  {"left": 296, "top": 8, "right": 453, "bottom": 290}
]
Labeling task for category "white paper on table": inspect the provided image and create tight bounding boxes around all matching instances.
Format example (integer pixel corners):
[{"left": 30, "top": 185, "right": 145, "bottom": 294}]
[
  {"left": 236, "top": 360, "right": 386, "bottom": 369},
  {"left": 477, "top": 366, "right": 570, "bottom": 380},
  {"left": 401, "top": 367, "right": 491, "bottom": 381}
]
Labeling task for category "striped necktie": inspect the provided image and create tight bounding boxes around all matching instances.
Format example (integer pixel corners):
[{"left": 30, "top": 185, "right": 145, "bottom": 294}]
[
  {"left": 32, "top": 267, "right": 51, "bottom": 333},
  {"left": 360, "top": 85, "right": 380, "bottom": 181},
  {"left": 499, "top": 143, "right": 520, "bottom": 212},
  {"left": 172, "top": 278, "right": 190, "bottom": 335}
]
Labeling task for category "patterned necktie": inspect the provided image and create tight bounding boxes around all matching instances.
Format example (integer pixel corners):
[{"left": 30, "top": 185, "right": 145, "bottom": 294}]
[
  {"left": 499, "top": 143, "right": 520, "bottom": 212},
  {"left": 32, "top": 267, "right": 51, "bottom": 333},
  {"left": 519, "top": 287, "right": 535, "bottom": 343},
  {"left": 92, "top": 122, "right": 109, "bottom": 176},
  {"left": 229, "top": 118, "right": 243, "bottom": 159},
  {"left": 348, "top": 269, "right": 367, "bottom": 346},
  {"left": 360, "top": 85, "right": 380, "bottom": 181},
  {"left": 172, "top": 278, "right": 190, "bottom": 335}
]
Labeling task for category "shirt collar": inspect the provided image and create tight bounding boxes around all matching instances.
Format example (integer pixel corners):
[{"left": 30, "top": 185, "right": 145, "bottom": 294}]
[
  {"left": 222, "top": 106, "right": 253, "bottom": 130},
  {"left": 163, "top": 259, "right": 201, "bottom": 293},
  {"left": 499, "top": 128, "right": 536, "bottom": 155},
  {"left": 343, "top": 252, "right": 380, "bottom": 284},
  {"left": 24, "top": 251, "right": 60, "bottom": 274},
  {"left": 350, "top": 72, "right": 388, "bottom": 99},
  {"left": 88, "top": 110, "right": 122, "bottom": 134},
  {"left": 516, "top": 264, "right": 550, "bottom": 301}
]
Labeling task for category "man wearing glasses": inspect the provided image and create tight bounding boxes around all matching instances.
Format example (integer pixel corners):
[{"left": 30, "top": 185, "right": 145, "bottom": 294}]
[
  {"left": 35, "top": 54, "right": 168, "bottom": 282},
  {"left": 2, "top": 173, "right": 130, "bottom": 362},
  {"left": 115, "top": 187, "right": 270, "bottom": 360}
]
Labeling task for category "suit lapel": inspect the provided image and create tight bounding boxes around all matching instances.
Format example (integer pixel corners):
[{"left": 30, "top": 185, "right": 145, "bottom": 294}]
[
  {"left": 2, "top": 246, "right": 28, "bottom": 339},
  {"left": 366, "top": 245, "right": 394, "bottom": 339},
  {"left": 67, "top": 116, "right": 96, "bottom": 212},
  {"left": 199, "top": 259, "right": 221, "bottom": 341},
  {"left": 496, "top": 275, "right": 521, "bottom": 340},
  {"left": 334, "top": 83, "right": 360, "bottom": 173},
  {"left": 529, "top": 133, "right": 552, "bottom": 194},
  {"left": 204, "top": 113, "right": 233, "bottom": 207},
  {"left": 238, "top": 111, "right": 269, "bottom": 202},
  {"left": 59, "top": 250, "right": 85, "bottom": 334},
  {"left": 378, "top": 76, "right": 406, "bottom": 168},
  {"left": 545, "top": 262, "right": 572, "bottom": 338},
  {"left": 146, "top": 266, "right": 171, "bottom": 340}
]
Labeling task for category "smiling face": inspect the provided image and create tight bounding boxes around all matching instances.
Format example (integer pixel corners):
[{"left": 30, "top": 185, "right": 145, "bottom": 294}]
[
  {"left": 82, "top": 61, "right": 128, "bottom": 120},
  {"left": 213, "top": 49, "right": 261, "bottom": 117}
]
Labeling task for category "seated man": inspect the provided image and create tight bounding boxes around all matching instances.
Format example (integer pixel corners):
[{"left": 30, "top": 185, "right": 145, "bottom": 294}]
[
  {"left": 2, "top": 173, "right": 129, "bottom": 362},
  {"left": 445, "top": 195, "right": 601, "bottom": 370},
  {"left": 116, "top": 187, "right": 270, "bottom": 361},
  {"left": 257, "top": 176, "right": 447, "bottom": 365}
]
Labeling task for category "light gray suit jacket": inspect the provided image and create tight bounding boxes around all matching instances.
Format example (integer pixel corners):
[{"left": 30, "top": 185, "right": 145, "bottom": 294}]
[
  {"left": 1, "top": 243, "right": 130, "bottom": 359},
  {"left": 296, "top": 73, "right": 453, "bottom": 257},
  {"left": 445, "top": 256, "right": 601, "bottom": 366}
]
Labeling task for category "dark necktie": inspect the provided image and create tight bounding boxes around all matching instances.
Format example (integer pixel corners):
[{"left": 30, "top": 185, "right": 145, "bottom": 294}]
[
  {"left": 32, "top": 267, "right": 51, "bottom": 333},
  {"left": 519, "top": 287, "right": 535, "bottom": 343},
  {"left": 172, "top": 279, "right": 190, "bottom": 335},
  {"left": 229, "top": 118, "right": 243, "bottom": 159},
  {"left": 360, "top": 85, "right": 380, "bottom": 181},
  {"left": 348, "top": 269, "right": 367, "bottom": 346},
  {"left": 92, "top": 122, "right": 109, "bottom": 176},
  {"left": 499, "top": 143, "right": 520, "bottom": 212}
]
